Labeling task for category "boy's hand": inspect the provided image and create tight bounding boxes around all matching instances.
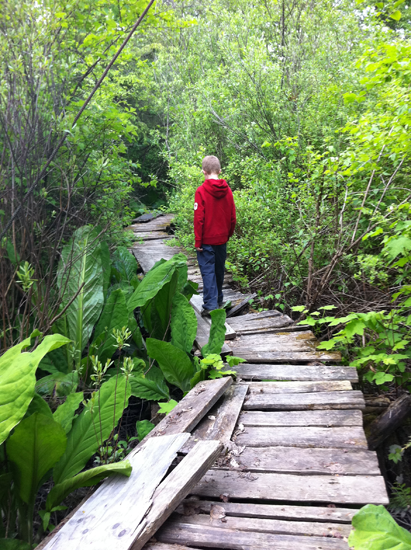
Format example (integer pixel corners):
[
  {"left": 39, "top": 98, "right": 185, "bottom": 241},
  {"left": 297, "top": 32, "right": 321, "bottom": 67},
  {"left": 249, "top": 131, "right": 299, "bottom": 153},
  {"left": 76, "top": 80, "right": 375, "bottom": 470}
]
[{"left": 195, "top": 247, "right": 203, "bottom": 252}]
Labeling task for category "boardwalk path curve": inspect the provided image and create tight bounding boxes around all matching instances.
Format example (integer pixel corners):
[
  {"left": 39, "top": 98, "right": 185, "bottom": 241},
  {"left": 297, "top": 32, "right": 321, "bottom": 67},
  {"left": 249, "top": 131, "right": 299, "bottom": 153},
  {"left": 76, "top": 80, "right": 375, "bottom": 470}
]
[{"left": 129, "top": 214, "right": 389, "bottom": 550}]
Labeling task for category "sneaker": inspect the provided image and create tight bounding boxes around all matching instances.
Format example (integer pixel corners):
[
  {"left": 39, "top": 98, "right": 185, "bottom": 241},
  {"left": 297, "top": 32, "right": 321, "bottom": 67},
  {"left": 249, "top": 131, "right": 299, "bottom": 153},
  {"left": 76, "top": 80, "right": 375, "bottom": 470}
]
[{"left": 201, "top": 308, "right": 211, "bottom": 317}]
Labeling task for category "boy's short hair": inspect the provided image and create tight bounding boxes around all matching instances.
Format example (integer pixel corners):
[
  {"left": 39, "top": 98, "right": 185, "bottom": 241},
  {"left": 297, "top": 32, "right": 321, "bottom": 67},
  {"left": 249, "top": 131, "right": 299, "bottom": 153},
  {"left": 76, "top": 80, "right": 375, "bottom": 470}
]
[{"left": 202, "top": 155, "right": 221, "bottom": 175}]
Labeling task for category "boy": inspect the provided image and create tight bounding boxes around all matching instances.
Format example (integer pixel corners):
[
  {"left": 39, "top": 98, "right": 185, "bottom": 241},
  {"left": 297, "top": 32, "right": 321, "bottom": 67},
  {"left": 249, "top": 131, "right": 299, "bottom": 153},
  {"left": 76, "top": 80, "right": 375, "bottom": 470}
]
[{"left": 194, "top": 155, "right": 236, "bottom": 315}]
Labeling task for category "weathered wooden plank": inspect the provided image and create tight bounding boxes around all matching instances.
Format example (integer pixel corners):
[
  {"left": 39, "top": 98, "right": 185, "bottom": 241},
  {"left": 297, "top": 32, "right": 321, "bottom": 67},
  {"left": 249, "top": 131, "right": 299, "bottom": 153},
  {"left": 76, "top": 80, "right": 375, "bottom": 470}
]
[
  {"left": 177, "top": 499, "right": 357, "bottom": 523},
  {"left": 131, "top": 214, "right": 174, "bottom": 231},
  {"left": 226, "top": 293, "right": 257, "bottom": 317},
  {"left": 176, "top": 513, "right": 352, "bottom": 539},
  {"left": 225, "top": 363, "right": 358, "bottom": 381},
  {"left": 193, "top": 470, "right": 389, "bottom": 504},
  {"left": 229, "top": 331, "right": 317, "bottom": 352},
  {"left": 181, "top": 385, "right": 248, "bottom": 453},
  {"left": 190, "top": 294, "right": 236, "bottom": 340},
  {"left": 193, "top": 309, "right": 232, "bottom": 355},
  {"left": 231, "top": 310, "right": 282, "bottom": 321},
  {"left": 131, "top": 440, "right": 223, "bottom": 550},
  {"left": 228, "top": 314, "right": 293, "bottom": 330},
  {"left": 133, "top": 231, "right": 173, "bottom": 241},
  {"left": 239, "top": 409, "right": 363, "bottom": 427},
  {"left": 234, "top": 426, "right": 368, "bottom": 449},
  {"left": 144, "top": 544, "right": 194, "bottom": 550},
  {"left": 227, "top": 350, "right": 342, "bottom": 362},
  {"left": 143, "top": 377, "right": 233, "bottom": 441},
  {"left": 43, "top": 433, "right": 190, "bottom": 550},
  {"left": 220, "top": 445, "right": 380, "bottom": 475},
  {"left": 246, "top": 380, "right": 352, "bottom": 394},
  {"left": 243, "top": 391, "right": 365, "bottom": 410},
  {"left": 157, "top": 521, "right": 350, "bottom": 549}
]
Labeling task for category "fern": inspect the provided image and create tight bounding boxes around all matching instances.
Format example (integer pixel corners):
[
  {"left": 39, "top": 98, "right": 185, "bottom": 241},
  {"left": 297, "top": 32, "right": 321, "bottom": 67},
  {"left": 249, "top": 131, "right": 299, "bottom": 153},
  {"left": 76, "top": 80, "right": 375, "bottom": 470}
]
[{"left": 389, "top": 483, "right": 411, "bottom": 511}]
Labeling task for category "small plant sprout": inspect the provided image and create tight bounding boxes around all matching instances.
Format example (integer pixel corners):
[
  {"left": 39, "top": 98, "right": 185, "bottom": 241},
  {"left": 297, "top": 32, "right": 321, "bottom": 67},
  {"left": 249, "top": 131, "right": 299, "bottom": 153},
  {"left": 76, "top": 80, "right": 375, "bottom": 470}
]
[
  {"left": 17, "top": 261, "right": 36, "bottom": 292},
  {"left": 112, "top": 326, "right": 132, "bottom": 351},
  {"left": 90, "top": 356, "right": 113, "bottom": 388},
  {"left": 121, "top": 356, "right": 134, "bottom": 378}
]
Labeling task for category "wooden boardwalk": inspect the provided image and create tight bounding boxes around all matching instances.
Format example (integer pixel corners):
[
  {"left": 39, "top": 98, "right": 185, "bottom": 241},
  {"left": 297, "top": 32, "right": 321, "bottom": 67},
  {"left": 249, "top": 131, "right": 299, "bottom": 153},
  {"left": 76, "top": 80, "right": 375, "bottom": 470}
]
[{"left": 128, "top": 214, "right": 389, "bottom": 550}]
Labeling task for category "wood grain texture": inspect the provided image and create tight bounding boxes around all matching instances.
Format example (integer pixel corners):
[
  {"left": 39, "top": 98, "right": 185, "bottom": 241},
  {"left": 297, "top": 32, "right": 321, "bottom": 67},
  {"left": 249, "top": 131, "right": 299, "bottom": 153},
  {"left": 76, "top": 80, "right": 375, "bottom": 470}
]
[
  {"left": 132, "top": 440, "right": 223, "bottom": 550},
  {"left": 177, "top": 499, "right": 357, "bottom": 523},
  {"left": 174, "top": 513, "right": 352, "bottom": 538},
  {"left": 228, "top": 313, "right": 293, "bottom": 332},
  {"left": 225, "top": 363, "right": 358, "bottom": 381},
  {"left": 234, "top": 426, "right": 368, "bottom": 449},
  {"left": 220, "top": 445, "right": 380, "bottom": 475},
  {"left": 239, "top": 409, "right": 363, "bottom": 427},
  {"left": 193, "top": 469, "right": 389, "bottom": 504},
  {"left": 144, "top": 544, "right": 194, "bottom": 550},
  {"left": 246, "top": 380, "right": 352, "bottom": 394},
  {"left": 157, "top": 521, "right": 350, "bottom": 549},
  {"left": 243, "top": 390, "right": 365, "bottom": 410},
  {"left": 226, "top": 293, "right": 257, "bottom": 317},
  {"left": 181, "top": 385, "right": 248, "bottom": 453},
  {"left": 227, "top": 350, "right": 342, "bottom": 362},
  {"left": 228, "top": 331, "right": 318, "bottom": 353},
  {"left": 142, "top": 377, "right": 233, "bottom": 442},
  {"left": 43, "top": 433, "right": 190, "bottom": 550}
]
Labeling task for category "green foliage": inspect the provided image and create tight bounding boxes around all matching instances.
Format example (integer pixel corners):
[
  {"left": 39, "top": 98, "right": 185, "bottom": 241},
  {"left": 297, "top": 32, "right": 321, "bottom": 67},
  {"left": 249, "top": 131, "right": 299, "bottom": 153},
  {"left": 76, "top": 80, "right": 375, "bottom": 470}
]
[
  {"left": 349, "top": 504, "right": 411, "bottom": 549},
  {"left": 146, "top": 339, "right": 195, "bottom": 393},
  {"left": 136, "top": 420, "right": 155, "bottom": 441},
  {"left": 171, "top": 293, "right": 198, "bottom": 353},
  {"left": 0, "top": 334, "right": 70, "bottom": 445},
  {"left": 201, "top": 309, "right": 227, "bottom": 356},
  {"left": 129, "top": 367, "right": 170, "bottom": 401},
  {"left": 53, "top": 392, "right": 84, "bottom": 434},
  {"left": 389, "top": 483, "right": 411, "bottom": 511},
  {"left": 158, "top": 400, "right": 178, "bottom": 414}
]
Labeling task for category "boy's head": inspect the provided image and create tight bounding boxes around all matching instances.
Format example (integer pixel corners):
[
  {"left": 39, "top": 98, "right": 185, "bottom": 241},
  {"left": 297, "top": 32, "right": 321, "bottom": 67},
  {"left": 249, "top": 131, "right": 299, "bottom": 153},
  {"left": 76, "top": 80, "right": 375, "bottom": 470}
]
[{"left": 202, "top": 155, "right": 221, "bottom": 177}]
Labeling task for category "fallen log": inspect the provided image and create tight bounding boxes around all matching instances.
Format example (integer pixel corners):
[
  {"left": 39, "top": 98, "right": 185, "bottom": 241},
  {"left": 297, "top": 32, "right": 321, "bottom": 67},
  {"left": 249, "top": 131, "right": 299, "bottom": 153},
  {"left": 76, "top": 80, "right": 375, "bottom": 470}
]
[{"left": 367, "top": 394, "right": 411, "bottom": 450}]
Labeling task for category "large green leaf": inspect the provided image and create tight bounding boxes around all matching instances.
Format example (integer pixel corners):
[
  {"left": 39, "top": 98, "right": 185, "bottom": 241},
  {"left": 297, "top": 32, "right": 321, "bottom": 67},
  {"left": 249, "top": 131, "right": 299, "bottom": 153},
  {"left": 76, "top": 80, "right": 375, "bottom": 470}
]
[
  {"left": 53, "top": 375, "right": 131, "bottom": 484},
  {"left": 348, "top": 504, "right": 411, "bottom": 549},
  {"left": 46, "top": 460, "right": 131, "bottom": 512},
  {"left": 38, "top": 346, "right": 69, "bottom": 375},
  {"left": 0, "top": 336, "right": 31, "bottom": 369},
  {"left": 146, "top": 339, "right": 194, "bottom": 393},
  {"left": 171, "top": 292, "right": 197, "bottom": 353},
  {"left": 153, "top": 270, "right": 179, "bottom": 339},
  {"left": 7, "top": 413, "right": 67, "bottom": 505},
  {"left": 127, "top": 254, "right": 187, "bottom": 311},
  {"left": 0, "top": 334, "right": 70, "bottom": 445},
  {"left": 201, "top": 309, "right": 227, "bottom": 356},
  {"left": 90, "top": 289, "right": 129, "bottom": 364},
  {"left": 26, "top": 394, "right": 53, "bottom": 418},
  {"left": 100, "top": 238, "right": 111, "bottom": 297},
  {"left": 36, "top": 371, "right": 79, "bottom": 398},
  {"left": 57, "top": 226, "right": 105, "bottom": 369},
  {"left": 53, "top": 392, "right": 83, "bottom": 434},
  {"left": 0, "top": 540, "right": 31, "bottom": 550},
  {"left": 112, "top": 246, "right": 138, "bottom": 284},
  {"left": 129, "top": 366, "right": 170, "bottom": 401}
]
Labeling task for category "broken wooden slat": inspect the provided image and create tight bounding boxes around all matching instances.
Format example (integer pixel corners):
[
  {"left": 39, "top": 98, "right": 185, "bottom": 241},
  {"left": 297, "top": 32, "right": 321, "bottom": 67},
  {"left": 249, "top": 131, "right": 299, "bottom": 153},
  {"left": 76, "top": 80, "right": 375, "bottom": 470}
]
[
  {"left": 177, "top": 513, "right": 352, "bottom": 539},
  {"left": 143, "top": 377, "right": 233, "bottom": 441},
  {"left": 246, "top": 380, "right": 352, "bottom": 393},
  {"left": 131, "top": 440, "right": 223, "bottom": 550},
  {"left": 221, "top": 445, "right": 380, "bottom": 475},
  {"left": 234, "top": 426, "right": 368, "bottom": 449},
  {"left": 227, "top": 350, "right": 342, "bottom": 362},
  {"left": 225, "top": 363, "right": 358, "bottom": 381},
  {"left": 43, "top": 433, "right": 190, "bottom": 550},
  {"left": 181, "top": 385, "right": 248, "bottom": 453},
  {"left": 229, "top": 330, "right": 317, "bottom": 350},
  {"left": 133, "top": 231, "right": 173, "bottom": 241},
  {"left": 367, "top": 394, "right": 411, "bottom": 450},
  {"left": 193, "top": 470, "right": 389, "bottom": 504},
  {"left": 190, "top": 294, "right": 236, "bottom": 340},
  {"left": 157, "top": 521, "right": 350, "bottom": 549},
  {"left": 193, "top": 309, "right": 232, "bottom": 355},
  {"left": 226, "top": 293, "right": 257, "bottom": 317},
  {"left": 243, "top": 390, "right": 365, "bottom": 410},
  {"left": 239, "top": 409, "right": 363, "bottom": 427},
  {"left": 177, "top": 499, "right": 357, "bottom": 523}
]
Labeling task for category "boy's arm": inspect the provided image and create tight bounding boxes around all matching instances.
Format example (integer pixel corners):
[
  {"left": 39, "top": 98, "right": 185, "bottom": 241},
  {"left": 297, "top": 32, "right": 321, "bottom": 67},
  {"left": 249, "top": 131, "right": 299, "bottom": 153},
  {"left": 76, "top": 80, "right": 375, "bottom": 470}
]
[
  {"left": 194, "top": 189, "right": 204, "bottom": 249},
  {"left": 229, "top": 190, "right": 236, "bottom": 238}
]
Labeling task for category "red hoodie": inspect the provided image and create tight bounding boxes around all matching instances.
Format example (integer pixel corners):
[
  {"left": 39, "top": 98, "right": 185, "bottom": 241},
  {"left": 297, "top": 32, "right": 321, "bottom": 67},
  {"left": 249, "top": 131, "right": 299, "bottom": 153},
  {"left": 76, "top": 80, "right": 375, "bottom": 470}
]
[{"left": 194, "top": 179, "right": 236, "bottom": 248}]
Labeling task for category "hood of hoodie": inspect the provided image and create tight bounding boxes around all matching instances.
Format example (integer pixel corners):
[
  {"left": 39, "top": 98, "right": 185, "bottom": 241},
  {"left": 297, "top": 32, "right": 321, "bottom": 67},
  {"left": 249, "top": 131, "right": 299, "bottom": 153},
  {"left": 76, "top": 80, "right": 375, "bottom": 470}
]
[{"left": 203, "top": 179, "right": 229, "bottom": 199}]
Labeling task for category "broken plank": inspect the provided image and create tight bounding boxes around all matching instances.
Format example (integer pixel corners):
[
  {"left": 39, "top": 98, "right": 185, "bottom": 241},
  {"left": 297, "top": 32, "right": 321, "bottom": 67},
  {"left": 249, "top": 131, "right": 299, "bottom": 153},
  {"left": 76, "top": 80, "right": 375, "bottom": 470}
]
[
  {"left": 222, "top": 445, "right": 380, "bottom": 475},
  {"left": 193, "top": 309, "right": 232, "bottom": 355},
  {"left": 157, "top": 521, "right": 349, "bottom": 550},
  {"left": 228, "top": 317, "right": 295, "bottom": 334},
  {"left": 177, "top": 499, "right": 357, "bottom": 523},
  {"left": 225, "top": 363, "right": 358, "bottom": 381},
  {"left": 228, "top": 350, "right": 342, "bottom": 362},
  {"left": 239, "top": 409, "right": 363, "bottom": 427},
  {"left": 131, "top": 440, "right": 223, "bottom": 550},
  {"left": 234, "top": 426, "right": 368, "bottom": 449},
  {"left": 193, "top": 470, "right": 389, "bottom": 504},
  {"left": 43, "top": 433, "right": 190, "bottom": 550},
  {"left": 142, "top": 377, "right": 233, "bottom": 442},
  {"left": 133, "top": 231, "right": 173, "bottom": 241},
  {"left": 246, "top": 380, "right": 352, "bottom": 393},
  {"left": 181, "top": 385, "right": 248, "bottom": 454},
  {"left": 190, "top": 294, "right": 236, "bottom": 340},
  {"left": 226, "top": 293, "right": 257, "bottom": 317},
  {"left": 243, "top": 390, "right": 365, "bottom": 410},
  {"left": 177, "top": 513, "right": 352, "bottom": 539}
]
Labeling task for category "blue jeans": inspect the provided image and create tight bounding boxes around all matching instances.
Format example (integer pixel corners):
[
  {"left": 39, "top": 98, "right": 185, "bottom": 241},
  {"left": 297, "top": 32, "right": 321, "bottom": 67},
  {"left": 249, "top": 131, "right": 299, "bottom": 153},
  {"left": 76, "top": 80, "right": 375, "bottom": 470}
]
[{"left": 196, "top": 244, "right": 227, "bottom": 311}]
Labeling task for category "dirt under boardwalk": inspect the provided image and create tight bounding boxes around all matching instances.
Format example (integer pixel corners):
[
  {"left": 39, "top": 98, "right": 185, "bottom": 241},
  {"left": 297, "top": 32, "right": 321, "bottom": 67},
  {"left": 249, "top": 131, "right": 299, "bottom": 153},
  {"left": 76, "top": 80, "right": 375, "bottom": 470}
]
[{"left": 129, "top": 217, "right": 389, "bottom": 550}]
